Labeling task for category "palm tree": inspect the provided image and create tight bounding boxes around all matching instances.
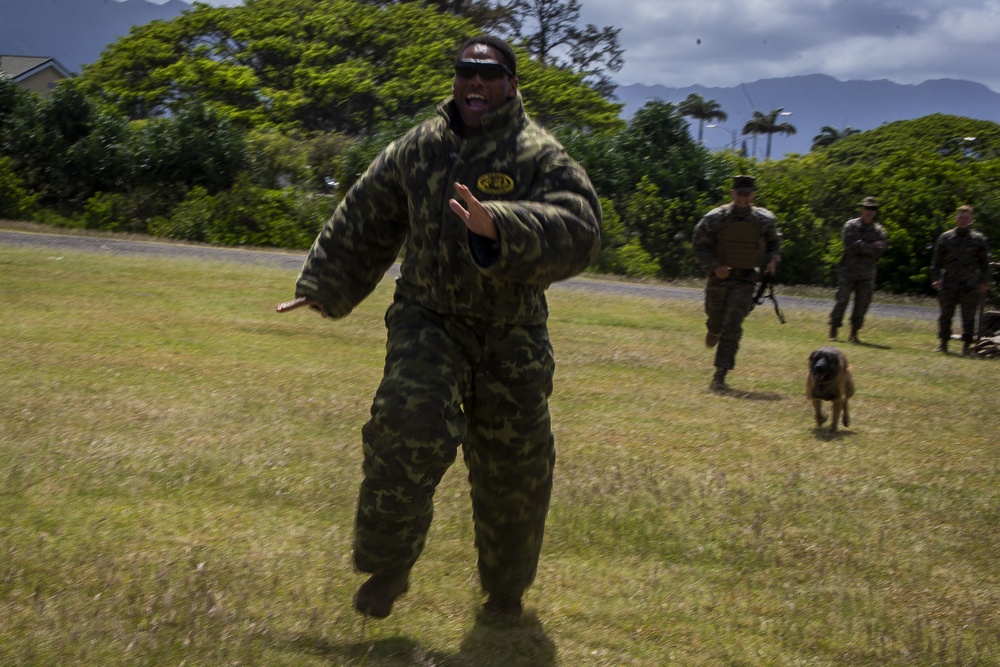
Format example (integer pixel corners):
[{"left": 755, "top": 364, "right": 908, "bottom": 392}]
[
  {"left": 811, "top": 125, "right": 860, "bottom": 150},
  {"left": 677, "top": 93, "right": 727, "bottom": 143},
  {"left": 742, "top": 108, "right": 796, "bottom": 160}
]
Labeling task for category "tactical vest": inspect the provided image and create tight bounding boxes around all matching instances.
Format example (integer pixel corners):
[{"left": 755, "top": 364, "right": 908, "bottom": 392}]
[{"left": 715, "top": 215, "right": 764, "bottom": 270}]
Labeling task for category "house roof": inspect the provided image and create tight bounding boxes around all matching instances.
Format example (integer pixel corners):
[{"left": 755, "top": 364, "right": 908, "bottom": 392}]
[{"left": 0, "top": 55, "right": 72, "bottom": 81}]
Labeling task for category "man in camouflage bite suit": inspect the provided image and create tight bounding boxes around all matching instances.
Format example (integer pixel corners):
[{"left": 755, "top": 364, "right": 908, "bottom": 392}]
[
  {"left": 693, "top": 175, "right": 781, "bottom": 392},
  {"left": 828, "top": 196, "right": 888, "bottom": 343},
  {"left": 276, "top": 35, "right": 601, "bottom": 619},
  {"left": 931, "top": 205, "right": 991, "bottom": 355}
]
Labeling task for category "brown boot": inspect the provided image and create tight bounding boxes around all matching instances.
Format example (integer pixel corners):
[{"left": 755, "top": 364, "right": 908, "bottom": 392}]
[
  {"left": 705, "top": 331, "right": 721, "bottom": 348},
  {"left": 934, "top": 339, "right": 948, "bottom": 353},
  {"left": 848, "top": 326, "right": 861, "bottom": 344},
  {"left": 828, "top": 324, "right": 838, "bottom": 341},
  {"left": 354, "top": 569, "right": 410, "bottom": 618},
  {"left": 709, "top": 367, "right": 728, "bottom": 392}
]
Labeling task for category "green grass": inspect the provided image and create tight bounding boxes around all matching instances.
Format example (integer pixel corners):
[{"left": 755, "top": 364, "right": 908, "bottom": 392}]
[{"left": 1, "top": 244, "right": 997, "bottom": 666}]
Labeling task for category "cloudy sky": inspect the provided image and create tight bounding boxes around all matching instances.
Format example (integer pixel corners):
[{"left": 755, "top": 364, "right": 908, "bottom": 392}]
[{"left": 192, "top": 0, "right": 1000, "bottom": 93}]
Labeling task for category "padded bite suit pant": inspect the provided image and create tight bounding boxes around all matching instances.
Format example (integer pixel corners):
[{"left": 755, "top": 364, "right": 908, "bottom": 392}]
[{"left": 353, "top": 296, "right": 555, "bottom": 597}]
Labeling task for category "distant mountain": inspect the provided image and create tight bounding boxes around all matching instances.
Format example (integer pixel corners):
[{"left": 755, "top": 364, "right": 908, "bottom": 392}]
[
  {"left": 0, "top": 0, "right": 189, "bottom": 74},
  {"left": 614, "top": 75, "right": 1000, "bottom": 157}
]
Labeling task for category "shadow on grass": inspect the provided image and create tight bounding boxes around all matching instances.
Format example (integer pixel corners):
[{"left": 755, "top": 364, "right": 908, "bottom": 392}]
[
  {"left": 849, "top": 340, "right": 892, "bottom": 350},
  {"left": 284, "top": 610, "right": 555, "bottom": 667},
  {"left": 445, "top": 610, "right": 556, "bottom": 667},
  {"left": 713, "top": 387, "right": 785, "bottom": 401},
  {"left": 810, "top": 428, "right": 857, "bottom": 442}
]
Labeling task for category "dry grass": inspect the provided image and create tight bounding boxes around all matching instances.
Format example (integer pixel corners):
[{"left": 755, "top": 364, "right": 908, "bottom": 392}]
[{"left": 1, "top": 245, "right": 997, "bottom": 666}]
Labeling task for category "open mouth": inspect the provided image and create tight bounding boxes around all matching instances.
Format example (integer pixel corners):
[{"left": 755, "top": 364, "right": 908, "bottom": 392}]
[{"left": 465, "top": 93, "right": 488, "bottom": 111}]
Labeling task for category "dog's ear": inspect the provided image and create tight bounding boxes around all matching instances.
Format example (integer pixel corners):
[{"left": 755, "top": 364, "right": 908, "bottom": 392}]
[{"left": 809, "top": 350, "right": 820, "bottom": 364}]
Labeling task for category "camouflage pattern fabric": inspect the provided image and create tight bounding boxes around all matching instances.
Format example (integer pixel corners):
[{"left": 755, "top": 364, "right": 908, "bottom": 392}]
[
  {"left": 937, "top": 287, "right": 982, "bottom": 343},
  {"left": 932, "top": 227, "right": 991, "bottom": 341},
  {"left": 931, "top": 228, "right": 990, "bottom": 290},
  {"left": 693, "top": 205, "right": 781, "bottom": 370},
  {"left": 293, "top": 93, "right": 600, "bottom": 597},
  {"left": 294, "top": 93, "right": 601, "bottom": 326},
  {"left": 829, "top": 217, "right": 887, "bottom": 329},
  {"left": 354, "top": 296, "right": 555, "bottom": 595},
  {"left": 693, "top": 204, "right": 780, "bottom": 275},
  {"left": 704, "top": 272, "right": 758, "bottom": 370}
]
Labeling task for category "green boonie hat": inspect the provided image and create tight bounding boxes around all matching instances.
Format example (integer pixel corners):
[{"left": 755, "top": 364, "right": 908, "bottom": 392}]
[
  {"left": 733, "top": 175, "right": 756, "bottom": 191},
  {"left": 860, "top": 196, "right": 879, "bottom": 208}
]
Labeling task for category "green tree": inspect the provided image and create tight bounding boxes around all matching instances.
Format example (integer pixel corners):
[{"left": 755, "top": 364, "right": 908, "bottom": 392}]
[
  {"left": 130, "top": 101, "right": 247, "bottom": 196},
  {"left": 0, "top": 75, "right": 41, "bottom": 162},
  {"left": 13, "top": 82, "right": 130, "bottom": 208},
  {"left": 613, "top": 100, "right": 705, "bottom": 197},
  {"left": 517, "top": 55, "right": 624, "bottom": 132},
  {"left": 811, "top": 125, "right": 860, "bottom": 150},
  {"left": 677, "top": 93, "right": 727, "bottom": 143},
  {"left": 78, "top": 0, "right": 471, "bottom": 134},
  {"left": 742, "top": 108, "right": 796, "bottom": 161},
  {"left": 504, "top": 0, "right": 623, "bottom": 99},
  {"left": 753, "top": 157, "right": 831, "bottom": 285},
  {"left": 0, "top": 156, "right": 37, "bottom": 219},
  {"left": 413, "top": 0, "right": 515, "bottom": 34},
  {"left": 77, "top": 0, "right": 621, "bottom": 136},
  {"left": 609, "top": 100, "right": 727, "bottom": 276}
]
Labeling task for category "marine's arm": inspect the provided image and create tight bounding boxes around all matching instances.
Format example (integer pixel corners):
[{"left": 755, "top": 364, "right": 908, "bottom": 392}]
[
  {"left": 761, "top": 210, "right": 781, "bottom": 275},
  {"left": 286, "top": 144, "right": 409, "bottom": 318},
  {"left": 471, "top": 148, "right": 602, "bottom": 285},
  {"left": 693, "top": 211, "right": 722, "bottom": 275}
]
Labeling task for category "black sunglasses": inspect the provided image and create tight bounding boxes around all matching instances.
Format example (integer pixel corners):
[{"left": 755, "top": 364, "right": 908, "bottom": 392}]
[{"left": 454, "top": 59, "right": 513, "bottom": 81}]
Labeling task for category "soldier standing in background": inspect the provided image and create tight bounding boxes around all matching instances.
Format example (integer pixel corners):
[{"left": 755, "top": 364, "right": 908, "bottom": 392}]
[
  {"left": 276, "top": 35, "right": 601, "bottom": 619},
  {"left": 693, "top": 175, "right": 781, "bottom": 392},
  {"left": 931, "top": 205, "right": 991, "bottom": 355},
  {"left": 828, "top": 196, "right": 887, "bottom": 343}
]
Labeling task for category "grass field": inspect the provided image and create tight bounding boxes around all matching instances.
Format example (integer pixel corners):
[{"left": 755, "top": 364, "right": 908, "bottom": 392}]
[{"left": 1, "top": 244, "right": 997, "bottom": 666}]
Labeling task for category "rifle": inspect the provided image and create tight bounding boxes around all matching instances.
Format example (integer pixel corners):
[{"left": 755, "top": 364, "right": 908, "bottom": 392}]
[{"left": 751, "top": 272, "right": 786, "bottom": 324}]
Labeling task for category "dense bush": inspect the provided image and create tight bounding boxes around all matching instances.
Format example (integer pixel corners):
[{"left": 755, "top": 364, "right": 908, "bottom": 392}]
[
  {"left": 0, "top": 157, "right": 36, "bottom": 220},
  {"left": 149, "top": 178, "right": 335, "bottom": 248}
]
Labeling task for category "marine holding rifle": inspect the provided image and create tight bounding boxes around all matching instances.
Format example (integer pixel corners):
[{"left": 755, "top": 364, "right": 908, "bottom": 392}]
[{"left": 693, "top": 175, "right": 781, "bottom": 392}]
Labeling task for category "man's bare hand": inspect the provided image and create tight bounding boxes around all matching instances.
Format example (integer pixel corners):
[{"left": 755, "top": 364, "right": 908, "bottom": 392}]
[
  {"left": 449, "top": 182, "right": 498, "bottom": 240},
  {"left": 713, "top": 265, "right": 731, "bottom": 279},
  {"left": 276, "top": 296, "right": 325, "bottom": 316}
]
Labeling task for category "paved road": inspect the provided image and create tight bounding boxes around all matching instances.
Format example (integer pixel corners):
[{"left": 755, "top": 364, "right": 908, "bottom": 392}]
[{"left": 0, "top": 227, "right": 938, "bottom": 322}]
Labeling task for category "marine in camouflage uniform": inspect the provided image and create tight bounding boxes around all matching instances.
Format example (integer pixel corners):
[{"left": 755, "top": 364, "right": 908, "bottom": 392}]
[
  {"left": 277, "top": 35, "right": 601, "bottom": 619},
  {"left": 828, "top": 196, "right": 888, "bottom": 343},
  {"left": 693, "top": 175, "right": 781, "bottom": 391},
  {"left": 931, "top": 205, "right": 991, "bottom": 354}
]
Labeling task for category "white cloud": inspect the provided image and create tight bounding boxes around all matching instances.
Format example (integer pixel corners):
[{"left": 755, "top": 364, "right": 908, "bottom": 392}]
[{"left": 579, "top": 0, "right": 1000, "bottom": 91}]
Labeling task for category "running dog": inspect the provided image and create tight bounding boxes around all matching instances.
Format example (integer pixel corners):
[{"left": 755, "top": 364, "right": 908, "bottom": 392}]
[{"left": 806, "top": 346, "right": 854, "bottom": 433}]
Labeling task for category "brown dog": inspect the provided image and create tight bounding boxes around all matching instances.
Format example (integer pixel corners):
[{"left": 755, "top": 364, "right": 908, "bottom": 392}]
[{"left": 806, "top": 346, "right": 855, "bottom": 432}]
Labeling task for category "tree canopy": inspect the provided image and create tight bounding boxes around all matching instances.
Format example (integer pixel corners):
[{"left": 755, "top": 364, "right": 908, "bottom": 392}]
[
  {"left": 743, "top": 108, "right": 796, "bottom": 161},
  {"left": 504, "top": 0, "right": 623, "bottom": 99},
  {"left": 75, "top": 0, "right": 622, "bottom": 136},
  {"left": 677, "top": 93, "right": 727, "bottom": 143},
  {"left": 811, "top": 125, "right": 860, "bottom": 150}
]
